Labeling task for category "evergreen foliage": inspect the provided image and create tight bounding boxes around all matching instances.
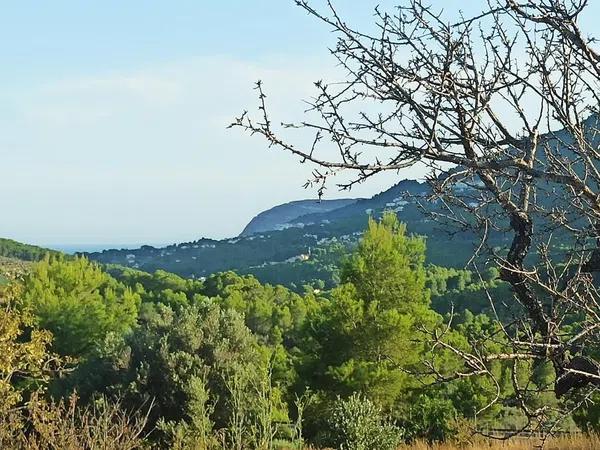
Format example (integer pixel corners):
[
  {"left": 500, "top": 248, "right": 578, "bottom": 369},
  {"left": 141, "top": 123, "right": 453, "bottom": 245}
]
[
  {"left": 300, "top": 213, "right": 439, "bottom": 406},
  {"left": 21, "top": 256, "right": 140, "bottom": 356}
]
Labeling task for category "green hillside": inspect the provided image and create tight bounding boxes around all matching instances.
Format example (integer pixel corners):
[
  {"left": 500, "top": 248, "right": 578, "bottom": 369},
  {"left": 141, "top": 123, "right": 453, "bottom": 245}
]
[{"left": 0, "top": 238, "right": 60, "bottom": 261}]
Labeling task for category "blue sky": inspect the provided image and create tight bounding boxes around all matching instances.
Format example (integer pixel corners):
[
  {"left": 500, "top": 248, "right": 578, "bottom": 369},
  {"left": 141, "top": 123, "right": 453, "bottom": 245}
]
[{"left": 1, "top": 1, "right": 597, "bottom": 248}]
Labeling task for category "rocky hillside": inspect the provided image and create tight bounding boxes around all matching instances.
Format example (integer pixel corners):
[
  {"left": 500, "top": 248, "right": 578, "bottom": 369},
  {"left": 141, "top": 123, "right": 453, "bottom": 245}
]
[{"left": 240, "top": 198, "right": 359, "bottom": 236}]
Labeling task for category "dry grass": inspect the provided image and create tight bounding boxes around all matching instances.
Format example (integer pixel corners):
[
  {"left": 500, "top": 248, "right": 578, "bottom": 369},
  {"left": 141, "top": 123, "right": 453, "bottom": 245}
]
[{"left": 397, "top": 434, "right": 600, "bottom": 450}]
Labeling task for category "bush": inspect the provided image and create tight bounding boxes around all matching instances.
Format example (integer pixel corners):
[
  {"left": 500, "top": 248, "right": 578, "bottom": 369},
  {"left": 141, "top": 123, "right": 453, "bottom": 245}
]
[
  {"left": 1, "top": 393, "right": 149, "bottom": 450},
  {"left": 402, "top": 394, "right": 458, "bottom": 442},
  {"left": 321, "top": 393, "right": 404, "bottom": 450}
]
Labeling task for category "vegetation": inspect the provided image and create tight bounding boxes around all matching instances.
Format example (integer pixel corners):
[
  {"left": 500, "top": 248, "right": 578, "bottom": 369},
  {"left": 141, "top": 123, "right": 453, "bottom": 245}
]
[
  {"left": 0, "top": 257, "right": 30, "bottom": 285},
  {"left": 21, "top": 256, "right": 140, "bottom": 357},
  {"left": 300, "top": 215, "right": 436, "bottom": 407},
  {"left": 0, "top": 238, "right": 58, "bottom": 262},
  {"left": 397, "top": 435, "right": 600, "bottom": 450},
  {"left": 0, "top": 213, "right": 592, "bottom": 449}
]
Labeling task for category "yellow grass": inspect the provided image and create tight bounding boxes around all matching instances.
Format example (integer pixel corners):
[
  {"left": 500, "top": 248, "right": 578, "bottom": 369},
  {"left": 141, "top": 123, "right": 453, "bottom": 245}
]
[{"left": 396, "top": 434, "right": 600, "bottom": 450}]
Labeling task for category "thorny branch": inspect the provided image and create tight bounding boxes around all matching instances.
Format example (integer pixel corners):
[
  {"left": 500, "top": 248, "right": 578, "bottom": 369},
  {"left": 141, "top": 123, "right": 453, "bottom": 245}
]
[{"left": 232, "top": 0, "right": 600, "bottom": 435}]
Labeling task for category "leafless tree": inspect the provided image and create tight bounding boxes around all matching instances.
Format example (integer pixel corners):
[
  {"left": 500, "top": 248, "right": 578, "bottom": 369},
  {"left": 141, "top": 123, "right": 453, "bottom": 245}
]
[{"left": 232, "top": 0, "right": 600, "bottom": 434}]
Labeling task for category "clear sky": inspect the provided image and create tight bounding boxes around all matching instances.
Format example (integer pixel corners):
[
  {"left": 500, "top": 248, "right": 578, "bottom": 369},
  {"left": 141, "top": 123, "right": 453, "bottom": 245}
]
[{"left": 1, "top": 1, "right": 597, "bottom": 248}]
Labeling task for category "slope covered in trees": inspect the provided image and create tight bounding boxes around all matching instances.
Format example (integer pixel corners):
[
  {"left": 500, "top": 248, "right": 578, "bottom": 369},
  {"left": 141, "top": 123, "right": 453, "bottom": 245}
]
[{"left": 0, "top": 238, "right": 59, "bottom": 261}]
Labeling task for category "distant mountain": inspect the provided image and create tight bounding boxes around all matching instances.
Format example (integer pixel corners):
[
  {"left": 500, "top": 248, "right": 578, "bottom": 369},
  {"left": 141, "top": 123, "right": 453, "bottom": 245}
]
[
  {"left": 85, "top": 179, "right": 489, "bottom": 290},
  {"left": 11, "top": 117, "right": 596, "bottom": 290},
  {"left": 240, "top": 198, "right": 359, "bottom": 236},
  {"left": 291, "top": 179, "right": 429, "bottom": 225}
]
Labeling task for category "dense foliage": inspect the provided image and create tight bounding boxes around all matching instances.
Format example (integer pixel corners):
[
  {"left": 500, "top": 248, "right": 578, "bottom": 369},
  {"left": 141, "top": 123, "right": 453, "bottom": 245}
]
[
  {"left": 300, "top": 215, "right": 437, "bottom": 407},
  {"left": 0, "top": 238, "right": 59, "bottom": 261},
  {"left": 22, "top": 256, "right": 140, "bottom": 357}
]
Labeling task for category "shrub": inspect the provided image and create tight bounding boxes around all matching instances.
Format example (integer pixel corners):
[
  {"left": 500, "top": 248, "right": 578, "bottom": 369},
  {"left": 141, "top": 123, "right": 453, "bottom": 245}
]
[
  {"left": 402, "top": 394, "right": 458, "bottom": 442},
  {"left": 321, "top": 393, "right": 404, "bottom": 450}
]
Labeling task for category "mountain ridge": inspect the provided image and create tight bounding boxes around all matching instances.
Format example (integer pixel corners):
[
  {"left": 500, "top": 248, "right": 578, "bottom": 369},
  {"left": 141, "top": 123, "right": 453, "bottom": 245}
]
[
  {"left": 82, "top": 177, "right": 480, "bottom": 290},
  {"left": 240, "top": 198, "right": 360, "bottom": 237}
]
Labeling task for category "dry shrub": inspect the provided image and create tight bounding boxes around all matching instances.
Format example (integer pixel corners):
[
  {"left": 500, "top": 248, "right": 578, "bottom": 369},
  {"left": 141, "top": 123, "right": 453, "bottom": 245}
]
[{"left": 0, "top": 393, "right": 150, "bottom": 450}]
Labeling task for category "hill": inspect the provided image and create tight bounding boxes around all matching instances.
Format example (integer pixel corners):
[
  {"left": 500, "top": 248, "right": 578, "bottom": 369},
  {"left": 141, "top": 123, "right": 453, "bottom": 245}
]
[
  {"left": 0, "top": 238, "right": 60, "bottom": 261},
  {"left": 41, "top": 115, "right": 600, "bottom": 289},
  {"left": 85, "top": 179, "right": 493, "bottom": 289},
  {"left": 240, "top": 198, "right": 359, "bottom": 236},
  {"left": 0, "top": 240, "right": 60, "bottom": 285}
]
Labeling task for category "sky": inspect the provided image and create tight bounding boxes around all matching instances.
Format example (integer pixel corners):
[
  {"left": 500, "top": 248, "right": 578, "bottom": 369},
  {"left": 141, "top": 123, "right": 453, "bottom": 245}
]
[{"left": 1, "top": 1, "right": 598, "bottom": 249}]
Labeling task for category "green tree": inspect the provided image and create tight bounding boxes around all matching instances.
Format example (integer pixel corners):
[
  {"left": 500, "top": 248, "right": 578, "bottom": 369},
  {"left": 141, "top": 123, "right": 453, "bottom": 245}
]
[
  {"left": 206, "top": 272, "right": 312, "bottom": 343},
  {"left": 0, "top": 282, "right": 152, "bottom": 450},
  {"left": 107, "top": 266, "right": 206, "bottom": 309},
  {"left": 22, "top": 256, "right": 139, "bottom": 357},
  {"left": 83, "top": 301, "right": 286, "bottom": 447},
  {"left": 301, "top": 213, "right": 439, "bottom": 407},
  {"left": 342, "top": 212, "right": 430, "bottom": 313},
  {"left": 322, "top": 393, "right": 404, "bottom": 450}
]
